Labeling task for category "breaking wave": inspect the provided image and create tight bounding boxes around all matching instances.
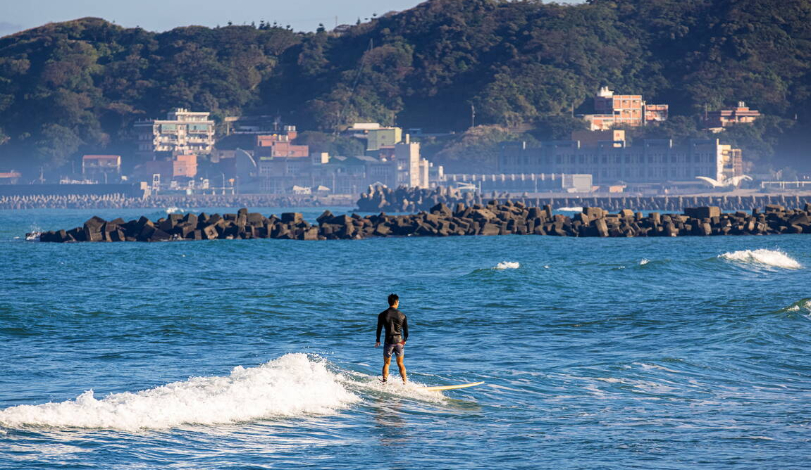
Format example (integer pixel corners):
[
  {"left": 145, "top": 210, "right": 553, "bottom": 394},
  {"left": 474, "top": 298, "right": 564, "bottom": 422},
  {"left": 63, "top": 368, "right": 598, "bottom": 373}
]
[
  {"left": 0, "top": 354, "right": 358, "bottom": 431},
  {"left": 785, "top": 298, "right": 811, "bottom": 313},
  {"left": 494, "top": 261, "right": 520, "bottom": 270},
  {"left": 718, "top": 249, "right": 801, "bottom": 270}
]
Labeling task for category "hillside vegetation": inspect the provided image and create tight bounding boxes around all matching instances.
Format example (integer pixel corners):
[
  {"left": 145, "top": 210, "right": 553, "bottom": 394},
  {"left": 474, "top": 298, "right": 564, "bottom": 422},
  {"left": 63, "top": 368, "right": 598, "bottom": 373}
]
[{"left": 0, "top": 0, "right": 809, "bottom": 175}]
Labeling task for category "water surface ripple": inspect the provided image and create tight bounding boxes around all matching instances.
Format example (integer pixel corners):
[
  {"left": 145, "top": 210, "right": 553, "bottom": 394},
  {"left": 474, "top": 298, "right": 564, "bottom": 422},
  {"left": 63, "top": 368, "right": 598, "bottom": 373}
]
[{"left": 1, "top": 208, "right": 810, "bottom": 469}]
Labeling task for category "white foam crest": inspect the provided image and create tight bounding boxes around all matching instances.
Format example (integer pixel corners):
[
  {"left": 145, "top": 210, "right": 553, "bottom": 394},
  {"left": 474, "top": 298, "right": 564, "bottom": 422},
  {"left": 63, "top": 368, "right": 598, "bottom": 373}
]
[
  {"left": 639, "top": 259, "right": 649, "bottom": 266},
  {"left": 494, "top": 261, "right": 520, "bottom": 270},
  {"left": 0, "top": 353, "right": 358, "bottom": 431},
  {"left": 719, "top": 249, "right": 801, "bottom": 269},
  {"left": 786, "top": 299, "right": 811, "bottom": 313},
  {"left": 557, "top": 207, "right": 583, "bottom": 212},
  {"left": 165, "top": 206, "right": 184, "bottom": 214}
]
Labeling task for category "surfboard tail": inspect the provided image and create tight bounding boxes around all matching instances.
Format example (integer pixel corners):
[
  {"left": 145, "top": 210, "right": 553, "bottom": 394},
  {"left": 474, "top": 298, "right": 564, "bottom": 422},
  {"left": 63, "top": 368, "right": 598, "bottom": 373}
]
[{"left": 422, "top": 381, "right": 485, "bottom": 392}]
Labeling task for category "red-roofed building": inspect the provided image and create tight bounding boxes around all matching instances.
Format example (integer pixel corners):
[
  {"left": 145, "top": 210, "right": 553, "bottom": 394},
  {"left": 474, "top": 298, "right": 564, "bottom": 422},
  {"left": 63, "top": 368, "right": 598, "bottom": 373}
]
[{"left": 255, "top": 126, "right": 308, "bottom": 158}]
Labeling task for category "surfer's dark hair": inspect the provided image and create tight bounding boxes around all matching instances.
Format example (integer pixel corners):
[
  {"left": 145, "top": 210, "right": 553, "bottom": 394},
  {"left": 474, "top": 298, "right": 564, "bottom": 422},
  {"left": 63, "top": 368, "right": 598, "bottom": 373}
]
[{"left": 388, "top": 293, "right": 399, "bottom": 306}]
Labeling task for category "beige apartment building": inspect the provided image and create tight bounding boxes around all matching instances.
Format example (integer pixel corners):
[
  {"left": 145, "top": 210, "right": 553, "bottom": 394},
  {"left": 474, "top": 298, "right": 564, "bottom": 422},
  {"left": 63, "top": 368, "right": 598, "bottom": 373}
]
[{"left": 135, "top": 108, "right": 215, "bottom": 157}]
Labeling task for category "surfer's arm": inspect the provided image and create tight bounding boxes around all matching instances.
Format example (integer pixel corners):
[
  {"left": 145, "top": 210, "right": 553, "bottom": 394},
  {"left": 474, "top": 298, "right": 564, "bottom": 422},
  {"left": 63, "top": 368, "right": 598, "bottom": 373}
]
[
  {"left": 402, "top": 316, "right": 408, "bottom": 343},
  {"left": 375, "top": 313, "right": 383, "bottom": 345}
]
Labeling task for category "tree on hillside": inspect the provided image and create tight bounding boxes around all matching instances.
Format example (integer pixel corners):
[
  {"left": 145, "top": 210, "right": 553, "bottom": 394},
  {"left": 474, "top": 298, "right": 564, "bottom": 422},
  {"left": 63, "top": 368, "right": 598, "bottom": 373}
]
[{"left": 0, "top": 0, "right": 810, "bottom": 176}]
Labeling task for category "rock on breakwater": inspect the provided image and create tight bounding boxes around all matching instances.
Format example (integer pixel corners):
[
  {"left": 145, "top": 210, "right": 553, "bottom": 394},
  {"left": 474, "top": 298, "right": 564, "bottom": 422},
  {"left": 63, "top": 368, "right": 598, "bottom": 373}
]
[{"left": 30, "top": 202, "right": 811, "bottom": 243}]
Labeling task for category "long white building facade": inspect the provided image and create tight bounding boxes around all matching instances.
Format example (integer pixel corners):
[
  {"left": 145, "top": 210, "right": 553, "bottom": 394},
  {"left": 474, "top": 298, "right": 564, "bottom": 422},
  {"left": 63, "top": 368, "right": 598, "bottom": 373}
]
[{"left": 500, "top": 138, "right": 742, "bottom": 185}]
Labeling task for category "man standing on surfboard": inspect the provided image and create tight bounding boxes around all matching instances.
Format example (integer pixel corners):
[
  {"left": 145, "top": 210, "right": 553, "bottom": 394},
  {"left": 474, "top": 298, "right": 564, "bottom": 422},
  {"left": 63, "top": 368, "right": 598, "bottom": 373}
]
[{"left": 375, "top": 293, "right": 408, "bottom": 384}]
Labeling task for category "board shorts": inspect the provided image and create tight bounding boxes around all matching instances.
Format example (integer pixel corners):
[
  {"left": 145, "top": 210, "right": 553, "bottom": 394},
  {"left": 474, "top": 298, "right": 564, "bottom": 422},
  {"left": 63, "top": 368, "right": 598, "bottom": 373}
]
[{"left": 383, "top": 342, "right": 405, "bottom": 358}]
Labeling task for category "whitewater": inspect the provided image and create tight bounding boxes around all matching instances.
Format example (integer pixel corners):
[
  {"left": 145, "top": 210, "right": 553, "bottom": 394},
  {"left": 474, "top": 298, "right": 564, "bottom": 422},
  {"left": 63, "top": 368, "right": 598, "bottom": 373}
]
[
  {"left": 718, "top": 248, "right": 802, "bottom": 269},
  {"left": 2, "top": 207, "right": 811, "bottom": 469},
  {"left": 0, "top": 354, "right": 358, "bottom": 431}
]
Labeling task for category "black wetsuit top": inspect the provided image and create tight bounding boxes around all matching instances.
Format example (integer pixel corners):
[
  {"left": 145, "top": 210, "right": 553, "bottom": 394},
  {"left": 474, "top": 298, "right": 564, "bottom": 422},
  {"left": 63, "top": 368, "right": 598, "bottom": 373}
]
[{"left": 376, "top": 307, "right": 408, "bottom": 344}]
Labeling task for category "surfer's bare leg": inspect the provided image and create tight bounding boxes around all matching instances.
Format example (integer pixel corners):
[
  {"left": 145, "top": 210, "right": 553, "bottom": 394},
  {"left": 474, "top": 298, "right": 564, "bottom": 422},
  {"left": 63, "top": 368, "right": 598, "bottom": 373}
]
[
  {"left": 396, "top": 355, "right": 407, "bottom": 384},
  {"left": 382, "top": 357, "right": 391, "bottom": 382}
]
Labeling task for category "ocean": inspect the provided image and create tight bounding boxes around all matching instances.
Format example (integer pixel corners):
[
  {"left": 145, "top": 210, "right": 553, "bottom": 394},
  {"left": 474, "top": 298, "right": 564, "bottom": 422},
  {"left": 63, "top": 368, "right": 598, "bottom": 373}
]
[{"left": 1, "top": 207, "right": 810, "bottom": 469}]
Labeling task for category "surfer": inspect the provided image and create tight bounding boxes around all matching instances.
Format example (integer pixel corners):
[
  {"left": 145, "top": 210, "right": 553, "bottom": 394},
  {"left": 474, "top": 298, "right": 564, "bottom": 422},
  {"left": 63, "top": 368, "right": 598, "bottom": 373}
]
[{"left": 375, "top": 293, "right": 408, "bottom": 384}]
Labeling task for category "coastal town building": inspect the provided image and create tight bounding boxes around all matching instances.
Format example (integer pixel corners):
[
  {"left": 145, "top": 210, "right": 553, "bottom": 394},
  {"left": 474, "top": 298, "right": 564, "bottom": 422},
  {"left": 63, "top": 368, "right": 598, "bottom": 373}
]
[
  {"left": 134, "top": 108, "right": 215, "bottom": 157},
  {"left": 142, "top": 154, "right": 199, "bottom": 189},
  {"left": 582, "top": 87, "right": 668, "bottom": 130},
  {"left": 223, "top": 115, "right": 280, "bottom": 135},
  {"left": 0, "top": 171, "right": 22, "bottom": 184},
  {"left": 571, "top": 130, "right": 626, "bottom": 148},
  {"left": 172, "top": 154, "right": 198, "bottom": 179},
  {"left": 252, "top": 123, "right": 437, "bottom": 195},
  {"left": 441, "top": 173, "right": 593, "bottom": 193},
  {"left": 81, "top": 155, "right": 121, "bottom": 183},
  {"left": 346, "top": 123, "right": 403, "bottom": 151},
  {"left": 256, "top": 137, "right": 437, "bottom": 195},
  {"left": 704, "top": 102, "right": 761, "bottom": 131},
  {"left": 255, "top": 126, "right": 309, "bottom": 158},
  {"left": 499, "top": 134, "right": 743, "bottom": 186}
]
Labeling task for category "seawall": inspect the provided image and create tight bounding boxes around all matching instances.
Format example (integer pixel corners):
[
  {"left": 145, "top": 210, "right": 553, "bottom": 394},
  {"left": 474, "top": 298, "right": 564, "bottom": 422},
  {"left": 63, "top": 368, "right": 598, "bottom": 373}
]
[
  {"left": 357, "top": 186, "right": 811, "bottom": 213},
  {"left": 31, "top": 202, "right": 811, "bottom": 242},
  {"left": 0, "top": 194, "right": 351, "bottom": 210}
]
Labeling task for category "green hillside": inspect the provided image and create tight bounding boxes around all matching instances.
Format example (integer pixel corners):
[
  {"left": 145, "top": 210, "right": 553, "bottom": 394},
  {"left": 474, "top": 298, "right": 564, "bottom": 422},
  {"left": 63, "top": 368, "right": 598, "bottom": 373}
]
[{"left": 0, "top": 0, "right": 809, "bottom": 176}]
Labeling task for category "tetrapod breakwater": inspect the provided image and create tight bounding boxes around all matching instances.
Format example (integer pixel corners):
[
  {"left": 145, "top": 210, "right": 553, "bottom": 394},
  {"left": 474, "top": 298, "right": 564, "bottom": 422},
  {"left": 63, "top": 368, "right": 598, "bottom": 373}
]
[{"left": 30, "top": 201, "right": 811, "bottom": 243}]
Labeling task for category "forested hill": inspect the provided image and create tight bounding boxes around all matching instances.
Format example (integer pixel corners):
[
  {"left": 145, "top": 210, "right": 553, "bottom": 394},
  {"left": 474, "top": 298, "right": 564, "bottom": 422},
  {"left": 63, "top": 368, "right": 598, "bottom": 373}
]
[{"left": 1, "top": 0, "right": 810, "bottom": 175}]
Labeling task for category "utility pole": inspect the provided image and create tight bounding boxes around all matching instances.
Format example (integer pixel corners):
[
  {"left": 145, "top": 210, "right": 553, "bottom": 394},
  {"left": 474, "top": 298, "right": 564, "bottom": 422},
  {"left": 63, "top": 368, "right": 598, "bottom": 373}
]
[{"left": 470, "top": 104, "right": 476, "bottom": 129}]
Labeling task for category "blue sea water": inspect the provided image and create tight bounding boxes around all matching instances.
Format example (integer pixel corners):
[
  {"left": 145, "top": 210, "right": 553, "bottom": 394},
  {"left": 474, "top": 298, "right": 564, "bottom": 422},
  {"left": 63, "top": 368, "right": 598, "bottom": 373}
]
[{"left": 1, "top": 207, "right": 811, "bottom": 469}]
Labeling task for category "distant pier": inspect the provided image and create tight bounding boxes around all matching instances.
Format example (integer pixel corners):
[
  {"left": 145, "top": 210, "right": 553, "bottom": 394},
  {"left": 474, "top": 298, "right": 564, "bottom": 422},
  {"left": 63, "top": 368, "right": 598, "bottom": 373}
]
[{"left": 357, "top": 186, "right": 811, "bottom": 213}]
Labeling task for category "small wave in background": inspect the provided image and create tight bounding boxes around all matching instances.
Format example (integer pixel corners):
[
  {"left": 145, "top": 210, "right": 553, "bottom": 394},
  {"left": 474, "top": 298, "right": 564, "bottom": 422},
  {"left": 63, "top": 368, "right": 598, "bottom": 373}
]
[
  {"left": 718, "top": 249, "right": 801, "bottom": 270},
  {"left": 165, "top": 206, "right": 184, "bottom": 214},
  {"left": 494, "top": 261, "right": 520, "bottom": 270},
  {"left": 557, "top": 207, "right": 583, "bottom": 212},
  {"left": 785, "top": 298, "right": 811, "bottom": 313},
  {"left": 0, "top": 354, "right": 358, "bottom": 431},
  {"left": 640, "top": 259, "right": 649, "bottom": 266}
]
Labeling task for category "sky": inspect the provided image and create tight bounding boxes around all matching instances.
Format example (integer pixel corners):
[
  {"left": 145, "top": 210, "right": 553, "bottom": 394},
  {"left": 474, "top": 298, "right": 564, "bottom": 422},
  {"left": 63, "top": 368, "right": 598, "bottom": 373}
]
[{"left": 0, "top": 0, "right": 580, "bottom": 37}]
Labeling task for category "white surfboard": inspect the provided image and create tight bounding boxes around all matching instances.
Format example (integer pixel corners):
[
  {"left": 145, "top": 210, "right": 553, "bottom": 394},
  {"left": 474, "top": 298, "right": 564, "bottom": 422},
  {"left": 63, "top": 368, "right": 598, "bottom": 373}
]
[{"left": 423, "top": 381, "right": 485, "bottom": 392}]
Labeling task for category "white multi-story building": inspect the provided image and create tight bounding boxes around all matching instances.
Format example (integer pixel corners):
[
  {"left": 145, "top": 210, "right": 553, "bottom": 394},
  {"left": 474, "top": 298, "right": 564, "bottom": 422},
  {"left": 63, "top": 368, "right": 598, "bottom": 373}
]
[
  {"left": 135, "top": 108, "right": 215, "bottom": 157},
  {"left": 394, "top": 140, "right": 429, "bottom": 188}
]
